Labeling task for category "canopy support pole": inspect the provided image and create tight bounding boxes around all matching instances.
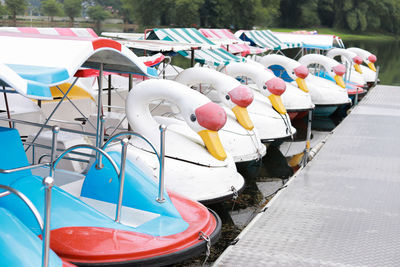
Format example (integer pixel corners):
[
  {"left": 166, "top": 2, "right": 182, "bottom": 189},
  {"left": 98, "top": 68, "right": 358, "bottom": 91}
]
[
  {"left": 25, "top": 77, "right": 79, "bottom": 153},
  {"left": 108, "top": 74, "right": 112, "bottom": 112},
  {"left": 191, "top": 49, "right": 195, "bottom": 67},
  {"left": 95, "top": 63, "right": 104, "bottom": 168},
  {"left": 54, "top": 86, "right": 96, "bottom": 130},
  {"left": 2, "top": 86, "right": 12, "bottom": 128},
  {"left": 128, "top": 74, "right": 133, "bottom": 132}
]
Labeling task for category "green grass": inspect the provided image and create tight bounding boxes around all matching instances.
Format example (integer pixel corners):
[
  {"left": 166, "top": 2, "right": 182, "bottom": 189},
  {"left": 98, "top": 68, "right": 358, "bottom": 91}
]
[{"left": 269, "top": 27, "right": 397, "bottom": 42}]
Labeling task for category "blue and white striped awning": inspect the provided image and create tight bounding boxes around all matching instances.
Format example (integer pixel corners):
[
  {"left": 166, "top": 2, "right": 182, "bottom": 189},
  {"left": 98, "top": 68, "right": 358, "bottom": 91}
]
[
  {"left": 235, "top": 30, "right": 302, "bottom": 50},
  {"left": 273, "top": 31, "right": 345, "bottom": 50},
  {"left": 148, "top": 28, "right": 243, "bottom": 66}
]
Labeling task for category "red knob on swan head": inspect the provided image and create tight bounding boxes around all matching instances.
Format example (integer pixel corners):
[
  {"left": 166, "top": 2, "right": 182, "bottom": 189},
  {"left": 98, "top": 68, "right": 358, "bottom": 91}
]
[
  {"left": 228, "top": 85, "right": 254, "bottom": 108},
  {"left": 353, "top": 56, "right": 363, "bottom": 64},
  {"left": 195, "top": 102, "right": 227, "bottom": 131},
  {"left": 265, "top": 77, "right": 286, "bottom": 96},
  {"left": 368, "top": 54, "right": 377, "bottom": 63},
  {"left": 294, "top": 65, "right": 309, "bottom": 79},
  {"left": 332, "top": 64, "right": 346, "bottom": 76}
]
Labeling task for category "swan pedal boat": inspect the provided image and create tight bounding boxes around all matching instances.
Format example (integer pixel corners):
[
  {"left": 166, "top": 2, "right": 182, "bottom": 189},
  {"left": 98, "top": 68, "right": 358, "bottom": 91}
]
[
  {"left": 175, "top": 66, "right": 296, "bottom": 143},
  {"left": 255, "top": 54, "right": 349, "bottom": 117},
  {"left": 0, "top": 126, "right": 221, "bottom": 266},
  {"left": 347, "top": 47, "right": 379, "bottom": 85},
  {"left": 106, "top": 79, "right": 246, "bottom": 204},
  {"left": 222, "top": 60, "right": 314, "bottom": 121}
]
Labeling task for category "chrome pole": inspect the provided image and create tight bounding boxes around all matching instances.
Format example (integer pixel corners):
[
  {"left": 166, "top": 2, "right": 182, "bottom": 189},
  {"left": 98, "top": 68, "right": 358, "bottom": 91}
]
[
  {"left": 96, "top": 115, "right": 106, "bottom": 169},
  {"left": 49, "top": 126, "right": 59, "bottom": 178},
  {"left": 42, "top": 176, "right": 53, "bottom": 267},
  {"left": 115, "top": 138, "right": 128, "bottom": 222},
  {"left": 95, "top": 63, "right": 104, "bottom": 160},
  {"left": 157, "top": 125, "right": 167, "bottom": 203},
  {"left": 303, "top": 110, "right": 313, "bottom": 167}
]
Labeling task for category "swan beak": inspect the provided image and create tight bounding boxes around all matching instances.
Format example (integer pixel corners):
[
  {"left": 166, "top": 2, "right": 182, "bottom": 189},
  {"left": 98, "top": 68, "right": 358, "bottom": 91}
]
[
  {"left": 354, "top": 64, "right": 363, "bottom": 74},
  {"left": 368, "top": 62, "right": 376, "bottom": 72},
  {"left": 334, "top": 75, "right": 346, "bottom": 88},
  {"left": 295, "top": 78, "right": 309, "bottom": 93},
  {"left": 198, "top": 130, "right": 227, "bottom": 161},
  {"left": 268, "top": 94, "right": 287, "bottom": 114},
  {"left": 231, "top": 105, "right": 254, "bottom": 130}
]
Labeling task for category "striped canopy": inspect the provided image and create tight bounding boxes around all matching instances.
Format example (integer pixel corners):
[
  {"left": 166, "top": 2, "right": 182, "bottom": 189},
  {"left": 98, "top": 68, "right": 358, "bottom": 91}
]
[
  {"left": 147, "top": 28, "right": 243, "bottom": 66},
  {"left": 0, "top": 27, "right": 157, "bottom": 99},
  {"left": 199, "top": 28, "right": 266, "bottom": 56},
  {"left": 273, "top": 31, "right": 345, "bottom": 50},
  {"left": 236, "top": 30, "right": 302, "bottom": 50}
]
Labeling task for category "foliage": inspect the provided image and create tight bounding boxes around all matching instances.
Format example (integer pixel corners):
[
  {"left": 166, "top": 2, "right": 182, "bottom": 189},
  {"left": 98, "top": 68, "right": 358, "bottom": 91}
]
[
  {"left": 174, "top": 0, "right": 204, "bottom": 27},
  {"left": 254, "top": 0, "right": 281, "bottom": 27},
  {"left": 41, "top": 0, "right": 63, "bottom": 21},
  {"left": 5, "top": 0, "right": 27, "bottom": 23},
  {"left": 87, "top": 4, "right": 110, "bottom": 22},
  {"left": 63, "top": 0, "right": 82, "bottom": 22}
]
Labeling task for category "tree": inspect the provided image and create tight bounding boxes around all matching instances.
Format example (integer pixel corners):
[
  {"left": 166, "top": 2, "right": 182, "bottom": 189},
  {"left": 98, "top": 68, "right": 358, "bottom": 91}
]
[
  {"left": 174, "top": 0, "right": 204, "bottom": 27},
  {"left": 63, "top": 0, "right": 82, "bottom": 25},
  {"left": 88, "top": 4, "right": 111, "bottom": 30},
  {"left": 42, "top": 0, "right": 63, "bottom": 22},
  {"left": 5, "top": 0, "right": 27, "bottom": 26},
  {"left": 254, "top": 0, "right": 281, "bottom": 27},
  {"left": 298, "top": 0, "right": 320, "bottom": 27}
]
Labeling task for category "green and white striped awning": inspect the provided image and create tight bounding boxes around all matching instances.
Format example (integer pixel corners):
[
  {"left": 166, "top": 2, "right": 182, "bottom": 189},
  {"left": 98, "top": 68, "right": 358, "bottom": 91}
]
[
  {"left": 236, "top": 30, "right": 302, "bottom": 50},
  {"left": 147, "top": 28, "right": 243, "bottom": 66}
]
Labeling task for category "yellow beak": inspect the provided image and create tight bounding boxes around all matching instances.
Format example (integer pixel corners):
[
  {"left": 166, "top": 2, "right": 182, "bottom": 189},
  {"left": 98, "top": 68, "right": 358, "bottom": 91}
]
[
  {"left": 231, "top": 105, "right": 254, "bottom": 130},
  {"left": 197, "top": 129, "right": 227, "bottom": 161},
  {"left": 268, "top": 94, "right": 287, "bottom": 115},
  {"left": 354, "top": 64, "right": 363, "bottom": 74},
  {"left": 296, "top": 78, "right": 309, "bottom": 93},
  {"left": 368, "top": 62, "right": 376, "bottom": 72},
  {"left": 334, "top": 75, "right": 346, "bottom": 88}
]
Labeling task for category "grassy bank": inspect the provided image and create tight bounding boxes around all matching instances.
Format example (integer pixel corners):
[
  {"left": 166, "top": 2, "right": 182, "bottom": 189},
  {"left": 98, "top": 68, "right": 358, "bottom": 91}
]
[{"left": 269, "top": 27, "right": 397, "bottom": 42}]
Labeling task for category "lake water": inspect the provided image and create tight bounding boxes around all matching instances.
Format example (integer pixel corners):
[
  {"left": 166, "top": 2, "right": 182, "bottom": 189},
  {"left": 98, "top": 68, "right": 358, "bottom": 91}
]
[{"left": 344, "top": 39, "right": 400, "bottom": 86}]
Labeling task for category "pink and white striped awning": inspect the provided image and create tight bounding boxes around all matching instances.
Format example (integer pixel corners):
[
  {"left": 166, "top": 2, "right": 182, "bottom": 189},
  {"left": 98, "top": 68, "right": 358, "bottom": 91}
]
[{"left": 199, "top": 28, "right": 266, "bottom": 56}]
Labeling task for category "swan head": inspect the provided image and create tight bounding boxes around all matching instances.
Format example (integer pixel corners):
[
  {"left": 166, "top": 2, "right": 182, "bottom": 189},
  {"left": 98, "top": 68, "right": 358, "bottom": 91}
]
[
  {"left": 190, "top": 102, "right": 228, "bottom": 161},
  {"left": 260, "top": 77, "right": 287, "bottom": 114},
  {"left": 331, "top": 64, "right": 346, "bottom": 88},
  {"left": 367, "top": 54, "right": 377, "bottom": 72},
  {"left": 353, "top": 55, "right": 363, "bottom": 74},
  {"left": 221, "top": 84, "right": 254, "bottom": 130},
  {"left": 293, "top": 65, "right": 309, "bottom": 93}
]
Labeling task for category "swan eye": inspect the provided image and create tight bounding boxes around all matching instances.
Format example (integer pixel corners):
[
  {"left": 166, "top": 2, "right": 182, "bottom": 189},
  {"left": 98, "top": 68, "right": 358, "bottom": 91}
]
[
  {"left": 190, "top": 114, "right": 196, "bottom": 122},
  {"left": 263, "top": 85, "right": 267, "bottom": 90},
  {"left": 225, "top": 95, "right": 230, "bottom": 100},
  {"left": 292, "top": 71, "right": 294, "bottom": 75}
]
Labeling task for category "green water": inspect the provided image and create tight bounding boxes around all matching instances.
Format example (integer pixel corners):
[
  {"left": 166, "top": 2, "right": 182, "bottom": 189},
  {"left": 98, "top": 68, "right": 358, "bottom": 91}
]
[{"left": 344, "top": 39, "right": 400, "bottom": 86}]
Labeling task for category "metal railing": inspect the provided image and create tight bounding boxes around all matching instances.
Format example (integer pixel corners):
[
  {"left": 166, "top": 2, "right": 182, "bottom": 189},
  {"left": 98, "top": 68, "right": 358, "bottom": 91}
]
[
  {"left": 0, "top": 178, "right": 52, "bottom": 267},
  {"left": 101, "top": 125, "right": 168, "bottom": 206}
]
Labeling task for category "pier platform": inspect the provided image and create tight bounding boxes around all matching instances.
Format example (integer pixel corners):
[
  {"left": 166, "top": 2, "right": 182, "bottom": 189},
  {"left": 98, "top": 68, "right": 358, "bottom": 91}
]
[{"left": 214, "top": 85, "right": 400, "bottom": 266}]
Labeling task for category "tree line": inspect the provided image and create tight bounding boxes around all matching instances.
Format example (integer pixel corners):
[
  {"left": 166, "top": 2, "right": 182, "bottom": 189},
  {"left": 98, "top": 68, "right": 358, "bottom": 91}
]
[{"left": 2, "top": 0, "right": 400, "bottom": 34}]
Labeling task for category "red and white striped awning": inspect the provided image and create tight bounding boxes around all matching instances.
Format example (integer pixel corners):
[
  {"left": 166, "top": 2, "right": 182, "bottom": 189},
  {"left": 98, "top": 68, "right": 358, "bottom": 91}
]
[{"left": 199, "top": 28, "right": 266, "bottom": 56}]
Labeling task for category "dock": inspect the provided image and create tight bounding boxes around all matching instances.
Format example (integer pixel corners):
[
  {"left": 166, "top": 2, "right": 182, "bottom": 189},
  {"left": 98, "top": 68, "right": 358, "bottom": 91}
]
[{"left": 214, "top": 85, "right": 400, "bottom": 266}]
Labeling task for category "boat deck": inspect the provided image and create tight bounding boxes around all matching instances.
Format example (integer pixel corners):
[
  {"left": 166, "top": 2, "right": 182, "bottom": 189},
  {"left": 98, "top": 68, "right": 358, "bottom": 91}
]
[{"left": 214, "top": 85, "right": 400, "bottom": 266}]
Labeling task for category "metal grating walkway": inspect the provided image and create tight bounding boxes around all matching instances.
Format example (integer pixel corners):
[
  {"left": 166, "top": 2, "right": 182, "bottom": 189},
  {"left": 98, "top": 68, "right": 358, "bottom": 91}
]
[{"left": 214, "top": 85, "right": 400, "bottom": 267}]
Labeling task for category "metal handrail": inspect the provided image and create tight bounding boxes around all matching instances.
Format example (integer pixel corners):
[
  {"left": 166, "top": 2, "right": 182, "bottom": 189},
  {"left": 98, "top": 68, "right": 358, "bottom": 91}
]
[
  {"left": 0, "top": 117, "right": 97, "bottom": 138},
  {"left": 0, "top": 183, "right": 52, "bottom": 267},
  {"left": 102, "top": 125, "right": 167, "bottom": 203},
  {"left": 53, "top": 144, "right": 120, "bottom": 176},
  {"left": 0, "top": 163, "right": 48, "bottom": 174}
]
